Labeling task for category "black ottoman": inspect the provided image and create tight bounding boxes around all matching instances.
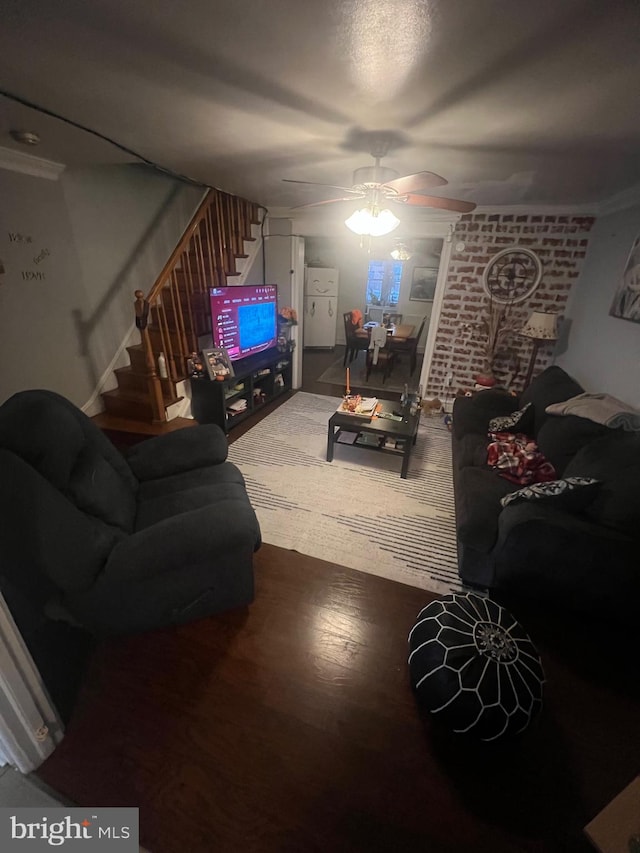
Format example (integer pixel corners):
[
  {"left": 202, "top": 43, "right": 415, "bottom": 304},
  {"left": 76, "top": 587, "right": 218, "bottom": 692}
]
[{"left": 408, "top": 593, "right": 544, "bottom": 741}]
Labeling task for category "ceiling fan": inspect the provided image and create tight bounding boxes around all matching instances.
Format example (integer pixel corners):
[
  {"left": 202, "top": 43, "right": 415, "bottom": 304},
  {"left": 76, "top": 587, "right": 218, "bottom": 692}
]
[{"left": 283, "top": 137, "right": 476, "bottom": 220}]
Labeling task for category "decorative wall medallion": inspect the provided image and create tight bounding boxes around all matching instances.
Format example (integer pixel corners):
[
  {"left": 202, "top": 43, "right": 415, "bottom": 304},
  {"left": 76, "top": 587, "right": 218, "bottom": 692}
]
[{"left": 482, "top": 246, "right": 542, "bottom": 304}]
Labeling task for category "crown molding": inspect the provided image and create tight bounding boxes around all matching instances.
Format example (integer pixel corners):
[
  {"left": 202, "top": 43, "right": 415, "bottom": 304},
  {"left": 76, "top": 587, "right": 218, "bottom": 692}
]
[{"left": 0, "top": 145, "right": 65, "bottom": 181}]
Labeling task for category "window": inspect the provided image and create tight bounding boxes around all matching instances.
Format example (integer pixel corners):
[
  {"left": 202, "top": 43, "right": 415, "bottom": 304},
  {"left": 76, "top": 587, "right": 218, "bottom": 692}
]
[{"left": 366, "top": 260, "right": 403, "bottom": 306}]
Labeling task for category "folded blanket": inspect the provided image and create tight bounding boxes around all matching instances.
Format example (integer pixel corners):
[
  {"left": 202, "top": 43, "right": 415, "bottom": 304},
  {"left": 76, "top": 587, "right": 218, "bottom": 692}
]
[
  {"left": 546, "top": 392, "right": 640, "bottom": 431},
  {"left": 487, "top": 432, "right": 557, "bottom": 486}
]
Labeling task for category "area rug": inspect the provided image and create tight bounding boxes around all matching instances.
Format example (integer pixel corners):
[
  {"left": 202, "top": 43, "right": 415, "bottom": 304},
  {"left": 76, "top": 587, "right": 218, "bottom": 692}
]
[
  {"left": 228, "top": 392, "right": 461, "bottom": 595},
  {"left": 316, "top": 351, "right": 424, "bottom": 395}
]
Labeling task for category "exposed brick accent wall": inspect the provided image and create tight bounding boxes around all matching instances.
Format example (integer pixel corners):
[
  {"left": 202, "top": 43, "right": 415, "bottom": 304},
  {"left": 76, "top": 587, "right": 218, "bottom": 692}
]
[{"left": 427, "top": 213, "right": 596, "bottom": 397}]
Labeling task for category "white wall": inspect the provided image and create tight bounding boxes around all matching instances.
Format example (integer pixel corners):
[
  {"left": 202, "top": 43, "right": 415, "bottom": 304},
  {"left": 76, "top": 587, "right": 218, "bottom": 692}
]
[
  {"left": 0, "top": 164, "right": 203, "bottom": 408},
  {"left": 557, "top": 203, "right": 640, "bottom": 408}
]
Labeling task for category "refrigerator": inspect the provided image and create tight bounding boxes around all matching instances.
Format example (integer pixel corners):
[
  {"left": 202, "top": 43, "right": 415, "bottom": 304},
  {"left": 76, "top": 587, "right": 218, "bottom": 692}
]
[{"left": 303, "top": 268, "right": 339, "bottom": 348}]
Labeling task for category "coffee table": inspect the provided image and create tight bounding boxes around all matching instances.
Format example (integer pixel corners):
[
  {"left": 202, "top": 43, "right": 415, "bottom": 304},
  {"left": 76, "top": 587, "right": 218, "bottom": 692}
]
[{"left": 326, "top": 398, "right": 421, "bottom": 479}]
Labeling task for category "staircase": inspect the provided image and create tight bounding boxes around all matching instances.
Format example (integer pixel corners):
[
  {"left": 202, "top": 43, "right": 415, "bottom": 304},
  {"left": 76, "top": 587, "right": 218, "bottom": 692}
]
[{"left": 100, "top": 189, "right": 262, "bottom": 424}]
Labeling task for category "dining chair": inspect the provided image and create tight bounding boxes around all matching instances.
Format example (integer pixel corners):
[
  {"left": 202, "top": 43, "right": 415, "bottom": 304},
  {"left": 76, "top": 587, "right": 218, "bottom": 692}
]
[
  {"left": 366, "top": 333, "right": 395, "bottom": 383},
  {"left": 407, "top": 315, "right": 427, "bottom": 375},
  {"left": 342, "top": 311, "right": 369, "bottom": 366},
  {"left": 390, "top": 316, "right": 427, "bottom": 375}
]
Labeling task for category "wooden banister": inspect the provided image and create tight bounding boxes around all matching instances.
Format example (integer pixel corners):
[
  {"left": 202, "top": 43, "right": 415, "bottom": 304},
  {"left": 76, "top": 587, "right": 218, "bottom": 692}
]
[{"left": 135, "top": 188, "right": 260, "bottom": 423}]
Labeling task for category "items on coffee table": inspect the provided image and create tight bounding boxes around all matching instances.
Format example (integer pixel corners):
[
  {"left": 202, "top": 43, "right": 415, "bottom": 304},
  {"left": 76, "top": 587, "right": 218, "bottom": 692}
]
[{"left": 408, "top": 593, "right": 544, "bottom": 741}]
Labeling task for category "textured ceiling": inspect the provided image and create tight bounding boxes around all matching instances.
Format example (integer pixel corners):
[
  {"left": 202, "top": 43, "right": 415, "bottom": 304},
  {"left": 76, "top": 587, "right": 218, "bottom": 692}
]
[{"left": 1, "top": 0, "right": 640, "bottom": 211}]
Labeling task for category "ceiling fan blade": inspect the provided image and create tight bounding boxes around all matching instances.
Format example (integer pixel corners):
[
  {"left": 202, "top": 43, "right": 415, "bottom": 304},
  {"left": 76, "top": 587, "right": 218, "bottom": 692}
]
[
  {"left": 382, "top": 171, "right": 448, "bottom": 195},
  {"left": 283, "top": 179, "right": 363, "bottom": 195},
  {"left": 395, "top": 193, "right": 477, "bottom": 213},
  {"left": 291, "top": 196, "right": 364, "bottom": 209}
]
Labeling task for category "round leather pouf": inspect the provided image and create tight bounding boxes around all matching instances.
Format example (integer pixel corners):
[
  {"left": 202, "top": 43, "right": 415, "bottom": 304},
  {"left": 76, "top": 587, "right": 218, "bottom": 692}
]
[{"left": 408, "top": 593, "right": 544, "bottom": 741}]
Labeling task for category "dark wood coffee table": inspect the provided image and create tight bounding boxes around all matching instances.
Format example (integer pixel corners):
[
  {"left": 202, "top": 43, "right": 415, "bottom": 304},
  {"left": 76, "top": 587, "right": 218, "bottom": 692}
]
[{"left": 326, "top": 398, "right": 421, "bottom": 479}]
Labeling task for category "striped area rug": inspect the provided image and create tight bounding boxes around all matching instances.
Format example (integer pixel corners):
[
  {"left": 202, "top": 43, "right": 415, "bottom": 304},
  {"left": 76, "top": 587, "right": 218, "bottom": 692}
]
[{"left": 228, "top": 392, "right": 462, "bottom": 596}]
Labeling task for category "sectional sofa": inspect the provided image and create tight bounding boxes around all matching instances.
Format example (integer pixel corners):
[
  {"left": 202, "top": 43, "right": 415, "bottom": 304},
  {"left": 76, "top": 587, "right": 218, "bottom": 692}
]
[{"left": 451, "top": 367, "right": 639, "bottom": 622}]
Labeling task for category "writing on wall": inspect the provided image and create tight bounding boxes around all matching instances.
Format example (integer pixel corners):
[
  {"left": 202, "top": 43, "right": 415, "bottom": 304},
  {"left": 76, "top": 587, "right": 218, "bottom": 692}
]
[{"left": 6, "top": 231, "right": 51, "bottom": 282}]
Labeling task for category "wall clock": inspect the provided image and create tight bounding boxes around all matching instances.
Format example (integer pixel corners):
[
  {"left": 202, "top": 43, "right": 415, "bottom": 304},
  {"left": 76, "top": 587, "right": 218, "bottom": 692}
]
[{"left": 482, "top": 247, "right": 542, "bottom": 304}]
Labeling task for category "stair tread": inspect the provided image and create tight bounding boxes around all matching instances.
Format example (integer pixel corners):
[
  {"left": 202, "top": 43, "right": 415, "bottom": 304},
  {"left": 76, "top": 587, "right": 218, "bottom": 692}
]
[
  {"left": 102, "top": 388, "right": 183, "bottom": 406},
  {"left": 92, "top": 412, "right": 197, "bottom": 436},
  {"left": 114, "top": 365, "right": 184, "bottom": 381}
]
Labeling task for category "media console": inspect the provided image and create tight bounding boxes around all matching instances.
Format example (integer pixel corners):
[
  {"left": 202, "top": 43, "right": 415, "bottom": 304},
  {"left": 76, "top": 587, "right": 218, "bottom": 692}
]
[{"left": 190, "top": 348, "right": 292, "bottom": 433}]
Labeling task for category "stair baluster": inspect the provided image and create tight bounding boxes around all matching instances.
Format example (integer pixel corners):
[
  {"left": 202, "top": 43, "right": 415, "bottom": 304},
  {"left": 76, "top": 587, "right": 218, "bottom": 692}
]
[{"left": 102, "top": 189, "right": 260, "bottom": 424}]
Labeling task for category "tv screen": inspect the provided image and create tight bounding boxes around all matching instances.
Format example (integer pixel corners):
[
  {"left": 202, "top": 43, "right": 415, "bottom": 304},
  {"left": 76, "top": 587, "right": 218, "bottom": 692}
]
[{"left": 209, "top": 284, "right": 278, "bottom": 361}]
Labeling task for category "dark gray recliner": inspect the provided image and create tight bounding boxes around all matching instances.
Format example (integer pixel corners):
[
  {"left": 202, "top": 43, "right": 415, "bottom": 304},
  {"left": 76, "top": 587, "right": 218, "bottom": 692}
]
[{"left": 0, "top": 389, "right": 261, "bottom": 636}]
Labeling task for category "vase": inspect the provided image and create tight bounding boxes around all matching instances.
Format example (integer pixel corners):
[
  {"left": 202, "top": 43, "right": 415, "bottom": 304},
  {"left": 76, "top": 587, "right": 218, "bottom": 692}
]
[{"left": 475, "top": 372, "right": 497, "bottom": 388}]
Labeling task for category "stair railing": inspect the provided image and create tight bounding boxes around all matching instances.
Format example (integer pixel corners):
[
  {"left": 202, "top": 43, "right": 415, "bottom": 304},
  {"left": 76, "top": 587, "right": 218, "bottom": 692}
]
[{"left": 135, "top": 188, "right": 260, "bottom": 422}]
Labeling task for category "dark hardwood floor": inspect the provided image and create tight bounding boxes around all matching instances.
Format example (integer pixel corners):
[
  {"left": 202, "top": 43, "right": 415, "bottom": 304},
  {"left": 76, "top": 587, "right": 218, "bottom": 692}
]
[
  {"left": 38, "top": 347, "right": 639, "bottom": 852},
  {"left": 300, "top": 345, "right": 404, "bottom": 402},
  {"left": 37, "top": 544, "right": 639, "bottom": 853}
]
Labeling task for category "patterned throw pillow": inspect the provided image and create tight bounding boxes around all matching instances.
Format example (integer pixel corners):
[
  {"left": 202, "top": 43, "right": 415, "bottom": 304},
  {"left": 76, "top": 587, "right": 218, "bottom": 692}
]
[
  {"left": 500, "top": 476, "right": 600, "bottom": 510},
  {"left": 489, "top": 402, "right": 534, "bottom": 434}
]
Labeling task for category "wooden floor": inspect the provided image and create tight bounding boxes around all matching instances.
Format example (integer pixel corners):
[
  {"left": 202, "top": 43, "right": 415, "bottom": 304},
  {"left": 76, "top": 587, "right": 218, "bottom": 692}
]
[
  {"left": 39, "top": 349, "right": 639, "bottom": 851},
  {"left": 37, "top": 544, "right": 640, "bottom": 853}
]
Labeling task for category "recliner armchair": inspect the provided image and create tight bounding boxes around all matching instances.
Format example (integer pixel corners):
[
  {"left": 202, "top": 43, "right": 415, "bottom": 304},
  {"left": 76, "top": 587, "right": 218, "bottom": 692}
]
[{"left": 0, "top": 390, "right": 261, "bottom": 637}]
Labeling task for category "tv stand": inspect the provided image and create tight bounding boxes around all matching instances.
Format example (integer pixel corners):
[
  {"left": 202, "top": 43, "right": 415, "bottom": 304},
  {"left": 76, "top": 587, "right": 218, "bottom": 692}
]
[{"left": 190, "top": 348, "right": 292, "bottom": 433}]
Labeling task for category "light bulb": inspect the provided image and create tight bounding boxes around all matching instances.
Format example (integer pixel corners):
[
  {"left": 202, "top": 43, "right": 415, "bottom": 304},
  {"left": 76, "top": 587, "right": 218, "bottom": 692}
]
[{"left": 345, "top": 207, "right": 400, "bottom": 237}]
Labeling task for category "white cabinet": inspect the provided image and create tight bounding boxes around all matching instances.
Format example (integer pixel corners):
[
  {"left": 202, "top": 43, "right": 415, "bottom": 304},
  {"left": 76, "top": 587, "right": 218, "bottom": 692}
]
[{"left": 303, "top": 268, "right": 339, "bottom": 348}]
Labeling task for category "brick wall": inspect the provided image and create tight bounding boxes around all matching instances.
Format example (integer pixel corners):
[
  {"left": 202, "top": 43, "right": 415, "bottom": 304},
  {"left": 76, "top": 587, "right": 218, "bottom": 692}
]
[{"left": 427, "top": 213, "right": 596, "bottom": 397}]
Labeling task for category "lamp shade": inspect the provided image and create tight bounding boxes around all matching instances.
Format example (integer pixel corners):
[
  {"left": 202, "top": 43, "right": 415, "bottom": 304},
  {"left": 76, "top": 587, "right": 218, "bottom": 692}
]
[
  {"left": 345, "top": 207, "right": 400, "bottom": 237},
  {"left": 390, "top": 242, "right": 412, "bottom": 261},
  {"left": 520, "top": 311, "right": 559, "bottom": 341}
]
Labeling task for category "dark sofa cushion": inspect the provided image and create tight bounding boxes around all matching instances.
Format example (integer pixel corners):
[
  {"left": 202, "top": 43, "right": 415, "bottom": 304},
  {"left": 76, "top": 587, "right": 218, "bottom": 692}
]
[
  {"left": 452, "top": 391, "right": 518, "bottom": 440},
  {"left": 126, "top": 424, "right": 228, "bottom": 481},
  {"left": 455, "top": 467, "right": 517, "bottom": 554},
  {"left": 135, "top": 462, "right": 250, "bottom": 530},
  {"left": 67, "top": 446, "right": 137, "bottom": 533},
  {"left": 136, "top": 481, "right": 252, "bottom": 530},
  {"left": 535, "top": 414, "right": 610, "bottom": 476},
  {"left": 564, "top": 431, "right": 640, "bottom": 535},
  {"left": 0, "top": 449, "right": 124, "bottom": 593},
  {"left": 453, "top": 432, "right": 492, "bottom": 471},
  {"left": 0, "top": 392, "right": 86, "bottom": 489},
  {"left": 519, "top": 366, "right": 584, "bottom": 437},
  {"left": 136, "top": 460, "right": 246, "bottom": 501},
  {"left": 0, "top": 390, "right": 137, "bottom": 532}
]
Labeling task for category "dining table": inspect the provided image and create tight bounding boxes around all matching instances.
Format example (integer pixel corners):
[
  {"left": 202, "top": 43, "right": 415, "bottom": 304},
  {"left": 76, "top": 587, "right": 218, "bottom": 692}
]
[
  {"left": 356, "top": 321, "right": 415, "bottom": 342},
  {"left": 388, "top": 323, "right": 415, "bottom": 342}
]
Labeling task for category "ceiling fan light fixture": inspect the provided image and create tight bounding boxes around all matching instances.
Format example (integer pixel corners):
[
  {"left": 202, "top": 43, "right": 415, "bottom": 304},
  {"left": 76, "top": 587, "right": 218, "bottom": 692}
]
[
  {"left": 390, "top": 242, "right": 412, "bottom": 261},
  {"left": 344, "top": 206, "right": 400, "bottom": 237}
]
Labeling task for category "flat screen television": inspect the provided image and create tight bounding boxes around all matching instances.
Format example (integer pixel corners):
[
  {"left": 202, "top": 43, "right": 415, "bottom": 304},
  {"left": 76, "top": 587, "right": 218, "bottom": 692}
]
[{"left": 209, "top": 284, "right": 278, "bottom": 362}]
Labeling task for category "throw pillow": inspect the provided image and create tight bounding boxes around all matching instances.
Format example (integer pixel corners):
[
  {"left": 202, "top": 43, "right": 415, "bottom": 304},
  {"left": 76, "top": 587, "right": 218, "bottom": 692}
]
[
  {"left": 488, "top": 402, "right": 534, "bottom": 435},
  {"left": 500, "top": 476, "right": 600, "bottom": 510},
  {"left": 564, "top": 431, "right": 640, "bottom": 533},
  {"left": 535, "top": 415, "right": 609, "bottom": 477}
]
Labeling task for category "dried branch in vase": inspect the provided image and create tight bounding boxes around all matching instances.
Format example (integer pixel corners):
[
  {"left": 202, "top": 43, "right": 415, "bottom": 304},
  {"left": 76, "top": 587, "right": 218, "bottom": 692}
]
[{"left": 463, "top": 304, "right": 522, "bottom": 377}]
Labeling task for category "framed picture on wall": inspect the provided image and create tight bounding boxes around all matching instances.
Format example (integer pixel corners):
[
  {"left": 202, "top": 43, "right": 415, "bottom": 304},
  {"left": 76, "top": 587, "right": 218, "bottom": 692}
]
[
  {"left": 409, "top": 267, "right": 438, "bottom": 302},
  {"left": 609, "top": 234, "right": 640, "bottom": 323},
  {"left": 202, "top": 347, "right": 235, "bottom": 381}
]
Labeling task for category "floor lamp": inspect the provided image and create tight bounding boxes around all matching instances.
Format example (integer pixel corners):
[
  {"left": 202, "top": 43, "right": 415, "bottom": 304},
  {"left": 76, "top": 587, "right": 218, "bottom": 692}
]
[{"left": 520, "top": 311, "right": 559, "bottom": 388}]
